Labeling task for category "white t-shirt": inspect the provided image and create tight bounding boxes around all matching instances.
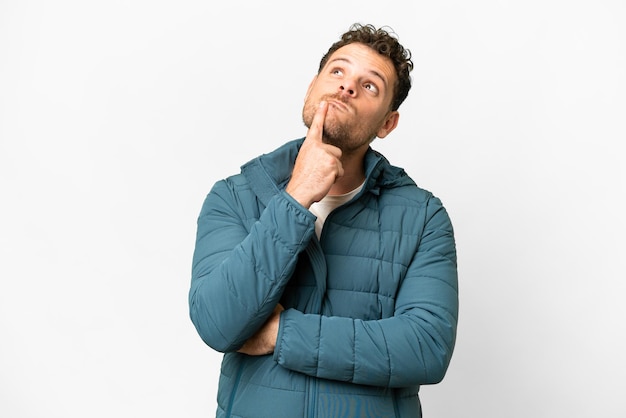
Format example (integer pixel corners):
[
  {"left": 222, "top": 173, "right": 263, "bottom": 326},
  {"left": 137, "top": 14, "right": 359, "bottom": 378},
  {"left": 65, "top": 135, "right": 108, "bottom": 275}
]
[{"left": 309, "top": 183, "right": 364, "bottom": 239}]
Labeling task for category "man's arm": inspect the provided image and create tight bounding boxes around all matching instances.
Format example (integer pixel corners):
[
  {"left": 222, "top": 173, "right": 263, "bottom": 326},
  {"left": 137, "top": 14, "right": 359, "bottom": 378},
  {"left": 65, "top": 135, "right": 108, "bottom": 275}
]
[
  {"left": 273, "top": 197, "right": 458, "bottom": 387},
  {"left": 188, "top": 185, "right": 315, "bottom": 353},
  {"left": 237, "top": 303, "right": 284, "bottom": 355},
  {"left": 189, "top": 101, "right": 342, "bottom": 354}
]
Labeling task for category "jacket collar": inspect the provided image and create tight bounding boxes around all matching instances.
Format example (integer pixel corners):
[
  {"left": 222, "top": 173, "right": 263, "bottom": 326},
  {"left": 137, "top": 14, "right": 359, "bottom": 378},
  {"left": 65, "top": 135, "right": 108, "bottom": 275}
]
[{"left": 240, "top": 138, "right": 414, "bottom": 206}]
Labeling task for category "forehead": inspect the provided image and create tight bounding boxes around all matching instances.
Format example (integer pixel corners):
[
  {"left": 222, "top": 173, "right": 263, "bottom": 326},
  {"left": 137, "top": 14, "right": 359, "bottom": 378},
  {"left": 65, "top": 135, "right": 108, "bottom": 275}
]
[{"left": 323, "top": 43, "right": 397, "bottom": 86}]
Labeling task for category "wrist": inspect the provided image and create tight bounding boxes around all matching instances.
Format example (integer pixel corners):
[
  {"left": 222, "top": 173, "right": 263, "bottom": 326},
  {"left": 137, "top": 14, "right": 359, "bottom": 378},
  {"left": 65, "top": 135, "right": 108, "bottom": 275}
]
[{"left": 285, "top": 185, "right": 314, "bottom": 209}]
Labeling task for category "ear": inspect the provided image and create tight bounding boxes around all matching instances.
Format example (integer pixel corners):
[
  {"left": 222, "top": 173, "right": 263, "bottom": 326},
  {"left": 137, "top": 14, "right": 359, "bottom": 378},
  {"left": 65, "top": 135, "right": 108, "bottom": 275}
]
[
  {"left": 376, "top": 111, "right": 400, "bottom": 139},
  {"left": 304, "top": 75, "right": 318, "bottom": 102}
]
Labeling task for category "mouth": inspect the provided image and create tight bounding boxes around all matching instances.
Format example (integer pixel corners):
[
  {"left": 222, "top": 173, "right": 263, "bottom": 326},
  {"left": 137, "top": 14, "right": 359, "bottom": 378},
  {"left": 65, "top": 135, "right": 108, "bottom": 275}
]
[{"left": 327, "top": 98, "right": 350, "bottom": 113}]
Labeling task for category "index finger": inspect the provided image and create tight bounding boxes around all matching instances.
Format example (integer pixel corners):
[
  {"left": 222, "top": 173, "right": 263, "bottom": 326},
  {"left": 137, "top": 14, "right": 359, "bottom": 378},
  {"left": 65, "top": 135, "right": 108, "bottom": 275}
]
[{"left": 306, "top": 100, "right": 328, "bottom": 143}]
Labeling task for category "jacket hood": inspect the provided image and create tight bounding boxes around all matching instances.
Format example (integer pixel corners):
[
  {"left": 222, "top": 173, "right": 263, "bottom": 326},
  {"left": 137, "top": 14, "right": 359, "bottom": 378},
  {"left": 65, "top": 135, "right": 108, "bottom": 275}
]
[{"left": 240, "top": 138, "right": 415, "bottom": 206}]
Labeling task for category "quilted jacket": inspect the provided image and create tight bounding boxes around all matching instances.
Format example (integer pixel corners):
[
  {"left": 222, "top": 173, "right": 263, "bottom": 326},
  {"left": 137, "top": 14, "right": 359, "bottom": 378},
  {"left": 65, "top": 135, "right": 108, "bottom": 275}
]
[{"left": 189, "top": 138, "right": 458, "bottom": 418}]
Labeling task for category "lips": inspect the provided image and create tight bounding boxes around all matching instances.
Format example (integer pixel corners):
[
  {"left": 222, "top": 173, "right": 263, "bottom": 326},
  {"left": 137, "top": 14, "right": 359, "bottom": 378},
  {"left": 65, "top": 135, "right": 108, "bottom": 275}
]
[{"left": 327, "top": 98, "right": 350, "bottom": 112}]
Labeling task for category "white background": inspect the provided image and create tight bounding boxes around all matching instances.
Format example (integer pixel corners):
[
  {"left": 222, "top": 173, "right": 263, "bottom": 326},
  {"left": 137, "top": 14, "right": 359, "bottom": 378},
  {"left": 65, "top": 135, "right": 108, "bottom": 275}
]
[{"left": 1, "top": 1, "right": 625, "bottom": 417}]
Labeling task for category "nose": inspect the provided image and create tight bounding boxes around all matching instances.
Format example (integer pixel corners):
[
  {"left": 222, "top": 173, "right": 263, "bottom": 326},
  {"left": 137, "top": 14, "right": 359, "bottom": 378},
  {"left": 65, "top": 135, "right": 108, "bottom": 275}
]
[{"left": 339, "top": 80, "right": 356, "bottom": 97}]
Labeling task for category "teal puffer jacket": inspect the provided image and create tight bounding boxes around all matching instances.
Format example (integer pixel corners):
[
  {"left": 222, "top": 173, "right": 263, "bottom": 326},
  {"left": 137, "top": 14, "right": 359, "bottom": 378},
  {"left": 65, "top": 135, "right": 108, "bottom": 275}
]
[{"left": 189, "top": 138, "right": 458, "bottom": 418}]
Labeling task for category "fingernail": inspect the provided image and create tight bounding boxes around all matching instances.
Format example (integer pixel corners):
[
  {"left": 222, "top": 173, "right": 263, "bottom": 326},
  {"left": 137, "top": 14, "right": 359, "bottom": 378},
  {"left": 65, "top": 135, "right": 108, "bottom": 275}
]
[{"left": 319, "top": 100, "right": 326, "bottom": 108}]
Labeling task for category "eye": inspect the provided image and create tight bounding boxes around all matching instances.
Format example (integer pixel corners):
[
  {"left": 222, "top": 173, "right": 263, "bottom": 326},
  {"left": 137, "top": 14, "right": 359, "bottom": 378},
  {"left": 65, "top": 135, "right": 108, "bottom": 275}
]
[
  {"left": 364, "top": 82, "right": 379, "bottom": 94},
  {"left": 331, "top": 68, "right": 343, "bottom": 76}
]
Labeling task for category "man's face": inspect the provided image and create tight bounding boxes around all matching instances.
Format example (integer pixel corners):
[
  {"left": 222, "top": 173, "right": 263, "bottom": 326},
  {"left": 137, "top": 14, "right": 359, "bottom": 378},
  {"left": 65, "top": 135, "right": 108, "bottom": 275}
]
[{"left": 302, "top": 43, "right": 399, "bottom": 155}]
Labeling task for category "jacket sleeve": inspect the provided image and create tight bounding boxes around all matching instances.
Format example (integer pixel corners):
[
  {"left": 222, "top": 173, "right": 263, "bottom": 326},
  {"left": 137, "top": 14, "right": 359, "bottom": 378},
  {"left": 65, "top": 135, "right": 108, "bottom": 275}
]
[
  {"left": 273, "top": 196, "right": 458, "bottom": 387},
  {"left": 188, "top": 178, "right": 316, "bottom": 353}
]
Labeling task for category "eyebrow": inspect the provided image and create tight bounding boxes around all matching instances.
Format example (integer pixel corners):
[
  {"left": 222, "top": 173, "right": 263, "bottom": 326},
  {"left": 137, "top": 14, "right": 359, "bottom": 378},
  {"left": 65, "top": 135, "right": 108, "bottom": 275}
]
[{"left": 326, "top": 56, "right": 388, "bottom": 88}]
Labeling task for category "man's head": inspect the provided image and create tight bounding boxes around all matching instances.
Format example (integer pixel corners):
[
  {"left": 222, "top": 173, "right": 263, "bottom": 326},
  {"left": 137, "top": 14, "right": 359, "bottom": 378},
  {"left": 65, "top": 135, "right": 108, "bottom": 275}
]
[
  {"left": 318, "top": 24, "right": 413, "bottom": 112},
  {"left": 302, "top": 24, "right": 413, "bottom": 154}
]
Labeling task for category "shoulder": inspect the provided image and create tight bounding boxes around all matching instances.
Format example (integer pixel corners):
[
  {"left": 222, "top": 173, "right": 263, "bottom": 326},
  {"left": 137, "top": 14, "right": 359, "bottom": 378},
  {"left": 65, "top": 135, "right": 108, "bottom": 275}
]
[
  {"left": 372, "top": 160, "right": 451, "bottom": 227},
  {"left": 376, "top": 164, "right": 437, "bottom": 209}
]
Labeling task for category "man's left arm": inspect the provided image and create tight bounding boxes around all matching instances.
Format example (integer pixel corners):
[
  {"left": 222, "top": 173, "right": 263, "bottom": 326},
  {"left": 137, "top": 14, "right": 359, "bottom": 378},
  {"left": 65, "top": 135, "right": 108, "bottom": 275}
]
[{"left": 273, "top": 197, "right": 458, "bottom": 387}]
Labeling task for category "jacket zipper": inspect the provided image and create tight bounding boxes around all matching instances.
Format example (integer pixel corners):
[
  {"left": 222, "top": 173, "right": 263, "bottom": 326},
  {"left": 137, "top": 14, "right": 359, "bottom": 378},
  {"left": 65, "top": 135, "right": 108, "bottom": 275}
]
[
  {"left": 393, "top": 389, "right": 400, "bottom": 417},
  {"left": 225, "top": 359, "right": 245, "bottom": 418},
  {"left": 306, "top": 376, "right": 318, "bottom": 418}
]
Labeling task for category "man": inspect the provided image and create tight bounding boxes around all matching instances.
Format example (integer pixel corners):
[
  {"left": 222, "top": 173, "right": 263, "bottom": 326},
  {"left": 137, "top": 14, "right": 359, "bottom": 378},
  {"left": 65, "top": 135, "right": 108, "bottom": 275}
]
[{"left": 189, "top": 23, "right": 458, "bottom": 418}]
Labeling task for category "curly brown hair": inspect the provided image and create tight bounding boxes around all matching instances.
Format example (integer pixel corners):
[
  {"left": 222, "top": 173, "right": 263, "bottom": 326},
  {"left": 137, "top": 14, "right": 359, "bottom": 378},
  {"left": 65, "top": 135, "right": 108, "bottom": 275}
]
[{"left": 318, "top": 23, "right": 413, "bottom": 111}]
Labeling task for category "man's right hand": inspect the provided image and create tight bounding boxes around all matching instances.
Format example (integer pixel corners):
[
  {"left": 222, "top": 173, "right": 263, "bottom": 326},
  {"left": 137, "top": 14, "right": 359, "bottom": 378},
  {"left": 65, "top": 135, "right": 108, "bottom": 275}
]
[{"left": 285, "top": 101, "right": 344, "bottom": 208}]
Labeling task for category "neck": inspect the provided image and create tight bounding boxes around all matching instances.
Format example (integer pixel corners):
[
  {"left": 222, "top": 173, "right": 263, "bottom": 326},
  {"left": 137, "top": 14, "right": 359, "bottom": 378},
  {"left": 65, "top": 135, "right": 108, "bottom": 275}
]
[{"left": 328, "top": 150, "right": 367, "bottom": 195}]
